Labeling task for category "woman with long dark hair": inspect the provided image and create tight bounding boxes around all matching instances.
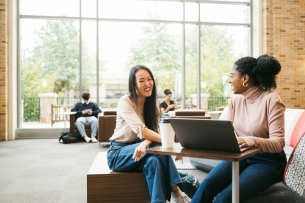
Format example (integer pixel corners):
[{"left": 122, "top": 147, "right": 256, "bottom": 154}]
[{"left": 107, "top": 65, "right": 191, "bottom": 203}]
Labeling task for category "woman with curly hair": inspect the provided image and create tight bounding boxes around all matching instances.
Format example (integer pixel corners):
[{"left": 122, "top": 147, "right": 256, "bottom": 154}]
[{"left": 191, "top": 55, "right": 287, "bottom": 203}]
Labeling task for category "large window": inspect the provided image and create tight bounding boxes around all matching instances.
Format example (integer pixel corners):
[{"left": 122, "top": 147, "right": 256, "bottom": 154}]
[{"left": 18, "top": 0, "right": 252, "bottom": 128}]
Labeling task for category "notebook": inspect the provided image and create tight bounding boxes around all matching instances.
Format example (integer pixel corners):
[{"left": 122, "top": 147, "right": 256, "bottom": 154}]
[{"left": 169, "top": 118, "right": 251, "bottom": 153}]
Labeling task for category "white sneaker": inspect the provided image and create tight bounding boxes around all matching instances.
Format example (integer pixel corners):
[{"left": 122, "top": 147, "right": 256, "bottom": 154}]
[
  {"left": 171, "top": 192, "right": 191, "bottom": 203},
  {"left": 84, "top": 135, "right": 91, "bottom": 143},
  {"left": 91, "top": 136, "right": 97, "bottom": 143}
]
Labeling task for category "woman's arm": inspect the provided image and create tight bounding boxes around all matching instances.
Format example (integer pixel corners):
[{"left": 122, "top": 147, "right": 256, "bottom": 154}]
[
  {"left": 160, "top": 107, "right": 166, "bottom": 114},
  {"left": 143, "top": 127, "right": 161, "bottom": 143},
  {"left": 161, "top": 104, "right": 174, "bottom": 113},
  {"left": 119, "top": 96, "right": 161, "bottom": 142}
]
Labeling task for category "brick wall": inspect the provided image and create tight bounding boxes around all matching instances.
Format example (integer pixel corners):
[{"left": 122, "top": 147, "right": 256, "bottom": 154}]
[
  {"left": 0, "top": 0, "right": 7, "bottom": 141},
  {"left": 263, "top": 0, "right": 305, "bottom": 108}
]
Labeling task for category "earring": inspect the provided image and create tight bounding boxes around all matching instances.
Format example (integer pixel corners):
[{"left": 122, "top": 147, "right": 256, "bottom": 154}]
[{"left": 243, "top": 82, "right": 248, "bottom": 87}]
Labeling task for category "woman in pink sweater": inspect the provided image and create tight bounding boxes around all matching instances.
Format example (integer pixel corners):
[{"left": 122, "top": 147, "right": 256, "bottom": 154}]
[{"left": 191, "top": 55, "right": 287, "bottom": 203}]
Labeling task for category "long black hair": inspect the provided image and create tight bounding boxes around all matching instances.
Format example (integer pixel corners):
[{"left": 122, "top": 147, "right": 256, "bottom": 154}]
[
  {"left": 128, "top": 65, "right": 159, "bottom": 132},
  {"left": 234, "top": 54, "right": 281, "bottom": 90}
]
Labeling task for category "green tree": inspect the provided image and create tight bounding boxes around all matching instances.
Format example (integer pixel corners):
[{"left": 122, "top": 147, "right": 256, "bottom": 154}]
[
  {"left": 126, "top": 17, "right": 181, "bottom": 93},
  {"left": 25, "top": 20, "right": 96, "bottom": 97},
  {"left": 185, "top": 26, "right": 239, "bottom": 97},
  {"left": 22, "top": 61, "right": 55, "bottom": 121}
]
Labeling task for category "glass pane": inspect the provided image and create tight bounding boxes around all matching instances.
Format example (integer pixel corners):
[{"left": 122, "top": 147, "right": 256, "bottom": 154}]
[
  {"left": 200, "top": 25, "right": 250, "bottom": 111},
  {"left": 185, "top": 24, "right": 198, "bottom": 109},
  {"left": 99, "top": 22, "right": 182, "bottom": 110},
  {"left": 200, "top": 3, "right": 250, "bottom": 24},
  {"left": 20, "top": 0, "right": 79, "bottom": 17},
  {"left": 82, "top": 0, "right": 97, "bottom": 18},
  {"left": 99, "top": 0, "right": 182, "bottom": 21},
  {"left": 185, "top": 2, "right": 198, "bottom": 22},
  {"left": 20, "top": 19, "right": 80, "bottom": 128},
  {"left": 82, "top": 21, "right": 97, "bottom": 104}
]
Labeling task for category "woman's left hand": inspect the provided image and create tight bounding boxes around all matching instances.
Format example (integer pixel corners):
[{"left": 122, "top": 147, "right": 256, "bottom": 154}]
[
  {"left": 237, "top": 137, "right": 248, "bottom": 148},
  {"left": 133, "top": 142, "right": 147, "bottom": 162}
]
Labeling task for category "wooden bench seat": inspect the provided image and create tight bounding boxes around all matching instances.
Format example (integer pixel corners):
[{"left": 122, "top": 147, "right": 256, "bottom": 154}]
[{"left": 87, "top": 152, "right": 150, "bottom": 203}]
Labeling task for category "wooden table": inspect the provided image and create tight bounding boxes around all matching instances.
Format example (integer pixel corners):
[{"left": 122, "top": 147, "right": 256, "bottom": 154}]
[{"left": 145, "top": 143, "right": 260, "bottom": 203}]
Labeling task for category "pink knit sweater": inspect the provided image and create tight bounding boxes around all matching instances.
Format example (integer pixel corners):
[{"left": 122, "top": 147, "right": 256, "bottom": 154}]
[{"left": 227, "top": 86, "right": 285, "bottom": 153}]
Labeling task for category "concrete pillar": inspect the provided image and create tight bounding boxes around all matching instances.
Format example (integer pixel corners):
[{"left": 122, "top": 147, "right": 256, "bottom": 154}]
[{"left": 39, "top": 93, "right": 57, "bottom": 123}]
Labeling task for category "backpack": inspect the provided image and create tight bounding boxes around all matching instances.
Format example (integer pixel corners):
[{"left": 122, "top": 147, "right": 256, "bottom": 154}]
[
  {"left": 59, "top": 132, "right": 79, "bottom": 144},
  {"left": 178, "top": 172, "right": 200, "bottom": 198}
]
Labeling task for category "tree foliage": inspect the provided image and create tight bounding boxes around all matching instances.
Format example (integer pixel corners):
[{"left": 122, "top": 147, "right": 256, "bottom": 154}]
[
  {"left": 126, "top": 16, "right": 181, "bottom": 93},
  {"left": 22, "top": 61, "right": 55, "bottom": 122},
  {"left": 23, "top": 20, "right": 96, "bottom": 97},
  {"left": 127, "top": 22, "right": 239, "bottom": 98},
  {"left": 185, "top": 26, "right": 238, "bottom": 97}
]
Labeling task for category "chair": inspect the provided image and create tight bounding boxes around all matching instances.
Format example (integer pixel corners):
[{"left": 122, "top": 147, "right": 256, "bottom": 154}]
[
  {"left": 284, "top": 134, "right": 305, "bottom": 197},
  {"left": 69, "top": 113, "right": 100, "bottom": 138},
  {"left": 51, "top": 104, "right": 73, "bottom": 127},
  {"left": 98, "top": 110, "right": 117, "bottom": 147}
]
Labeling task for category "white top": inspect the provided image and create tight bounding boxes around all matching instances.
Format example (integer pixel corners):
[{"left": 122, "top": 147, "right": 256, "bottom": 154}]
[{"left": 109, "top": 95, "right": 149, "bottom": 143}]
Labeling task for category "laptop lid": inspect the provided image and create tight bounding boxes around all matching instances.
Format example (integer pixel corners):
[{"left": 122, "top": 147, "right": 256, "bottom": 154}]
[{"left": 169, "top": 118, "right": 248, "bottom": 153}]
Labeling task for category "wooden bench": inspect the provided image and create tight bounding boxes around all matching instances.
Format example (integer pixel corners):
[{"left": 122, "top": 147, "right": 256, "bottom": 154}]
[
  {"left": 50, "top": 104, "right": 73, "bottom": 127},
  {"left": 87, "top": 152, "right": 150, "bottom": 203}
]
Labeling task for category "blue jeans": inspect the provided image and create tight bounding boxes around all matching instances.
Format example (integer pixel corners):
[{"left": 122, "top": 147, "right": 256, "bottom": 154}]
[
  {"left": 191, "top": 151, "right": 287, "bottom": 203},
  {"left": 75, "top": 116, "right": 98, "bottom": 137},
  {"left": 107, "top": 140, "right": 182, "bottom": 203}
]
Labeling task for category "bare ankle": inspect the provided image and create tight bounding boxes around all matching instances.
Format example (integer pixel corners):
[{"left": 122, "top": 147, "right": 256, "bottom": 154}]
[{"left": 172, "top": 186, "right": 182, "bottom": 197}]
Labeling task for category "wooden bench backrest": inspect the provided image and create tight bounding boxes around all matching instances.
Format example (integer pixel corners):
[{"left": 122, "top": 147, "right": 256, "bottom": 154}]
[{"left": 51, "top": 104, "right": 73, "bottom": 126}]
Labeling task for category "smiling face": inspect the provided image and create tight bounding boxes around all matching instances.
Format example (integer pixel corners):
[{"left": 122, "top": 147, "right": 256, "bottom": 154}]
[
  {"left": 135, "top": 69, "right": 154, "bottom": 98},
  {"left": 229, "top": 64, "right": 247, "bottom": 94}
]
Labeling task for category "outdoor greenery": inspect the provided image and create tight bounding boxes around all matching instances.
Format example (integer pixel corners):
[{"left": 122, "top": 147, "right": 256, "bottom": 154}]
[
  {"left": 126, "top": 13, "right": 181, "bottom": 94},
  {"left": 22, "top": 17, "right": 240, "bottom": 122},
  {"left": 185, "top": 26, "right": 238, "bottom": 97},
  {"left": 127, "top": 23, "right": 239, "bottom": 98},
  {"left": 22, "top": 20, "right": 95, "bottom": 121}
]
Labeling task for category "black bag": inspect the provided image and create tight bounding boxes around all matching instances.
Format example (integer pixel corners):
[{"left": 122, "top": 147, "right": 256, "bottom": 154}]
[
  {"left": 178, "top": 172, "right": 200, "bottom": 198},
  {"left": 59, "top": 132, "right": 79, "bottom": 144}
]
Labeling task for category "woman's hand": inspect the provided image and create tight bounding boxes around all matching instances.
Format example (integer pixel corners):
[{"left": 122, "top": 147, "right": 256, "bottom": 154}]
[
  {"left": 237, "top": 137, "right": 248, "bottom": 148},
  {"left": 133, "top": 142, "right": 147, "bottom": 162}
]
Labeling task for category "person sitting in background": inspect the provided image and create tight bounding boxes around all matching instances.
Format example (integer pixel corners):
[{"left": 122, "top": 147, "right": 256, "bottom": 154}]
[
  {"left": 71, "top": 92, "right": 101, "bottom": 143},
  {"left": 191, "top": 54, "right": 287, "bottom": 203},
  {"left": 107, "top": 65, "right": 191, "bottom": 203},
  {"left": 160, "top": 89, "right": 178, "bottom": 114}
]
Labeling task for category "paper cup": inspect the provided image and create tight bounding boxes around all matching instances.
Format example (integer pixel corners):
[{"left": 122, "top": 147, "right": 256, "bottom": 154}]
[{"left": 159, "top": 122, "right": 175, "bottom": 148}]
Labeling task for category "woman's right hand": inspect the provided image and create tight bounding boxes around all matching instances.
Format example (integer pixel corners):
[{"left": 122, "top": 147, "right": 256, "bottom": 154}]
[
  {"left": 168, "top": 104, "right": 174, "bottom": 109},
  {"left": 133, "top": 143, "right": 146, "bottom": 162}
]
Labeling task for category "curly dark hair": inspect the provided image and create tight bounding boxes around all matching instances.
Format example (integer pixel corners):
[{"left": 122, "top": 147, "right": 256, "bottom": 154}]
[
  {"left": 128, "top": 65, "right": 159, "bottom": 132},
  {"left": 234, "top": 54, "right": 281, "bottom": 90},
  {"left": 164, "top": 89, "right": 172, "bottom": 95}
]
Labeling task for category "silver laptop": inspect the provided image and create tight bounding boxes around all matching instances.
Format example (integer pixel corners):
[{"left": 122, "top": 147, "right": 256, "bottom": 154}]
[{"left": 169, "top": 118, "right": 250, "bottom": 153}]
